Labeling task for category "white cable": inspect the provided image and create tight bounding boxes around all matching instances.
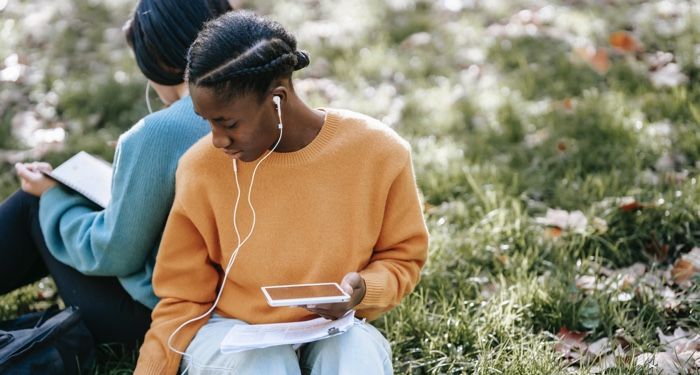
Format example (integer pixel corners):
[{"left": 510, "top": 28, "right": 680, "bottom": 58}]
[
  {"left": 145, "top": 81, "right": 153, "bottom": 114},
  {"left": 169, "top": 103, "right": 284, "bottom": 374}
]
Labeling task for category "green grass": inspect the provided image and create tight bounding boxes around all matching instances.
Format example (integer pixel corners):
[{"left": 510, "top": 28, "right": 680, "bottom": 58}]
[{"left": 2, "top": 0, "right": 700, "bottom": 373}]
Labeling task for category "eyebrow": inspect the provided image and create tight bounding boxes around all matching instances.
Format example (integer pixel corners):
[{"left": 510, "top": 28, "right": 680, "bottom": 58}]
[{"left": 194, "top": 111, "right": 229, "bottom": 122}]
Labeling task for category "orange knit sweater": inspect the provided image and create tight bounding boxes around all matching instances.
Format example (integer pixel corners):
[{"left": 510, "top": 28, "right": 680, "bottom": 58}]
[{"left": 135, "top": 108, "right": 429, "bottom": 374}]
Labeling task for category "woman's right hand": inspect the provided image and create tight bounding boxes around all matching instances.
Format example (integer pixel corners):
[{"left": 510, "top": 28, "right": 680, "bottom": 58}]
[{"left": 15, "top": 162, "right": 57, "bottom": 197}]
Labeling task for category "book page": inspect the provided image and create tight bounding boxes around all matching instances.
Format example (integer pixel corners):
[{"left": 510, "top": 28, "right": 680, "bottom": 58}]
[
  {"left": 45, "top": 151, "right": 112, "bottom": 208},
  {"left": 220, "top": 311, "right": 356, "bottom": 353}
]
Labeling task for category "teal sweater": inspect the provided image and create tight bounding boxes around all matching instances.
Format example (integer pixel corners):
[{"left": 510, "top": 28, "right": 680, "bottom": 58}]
[{"left": 39, "top": 96, "right": 209, "bottom": 309}]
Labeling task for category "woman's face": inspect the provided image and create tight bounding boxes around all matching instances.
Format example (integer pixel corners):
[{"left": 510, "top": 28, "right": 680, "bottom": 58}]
[{"left": 191, "top": 86, "right": 280, "bottom": 162}]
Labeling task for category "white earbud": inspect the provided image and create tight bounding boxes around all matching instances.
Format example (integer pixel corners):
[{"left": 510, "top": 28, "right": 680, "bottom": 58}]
[{"left": 273, "top": 95, "right": 282, "bottom": 130}]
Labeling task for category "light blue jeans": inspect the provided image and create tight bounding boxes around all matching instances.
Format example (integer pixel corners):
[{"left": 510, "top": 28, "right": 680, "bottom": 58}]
[{"left": 179, "top": 314, "right": 393, "bottom": 374}]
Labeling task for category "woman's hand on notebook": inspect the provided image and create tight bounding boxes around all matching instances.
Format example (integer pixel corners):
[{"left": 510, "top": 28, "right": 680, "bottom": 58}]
[
  {"left": 15, "top": 162, "right": 57, "bottom": 197},
  {"left": 304, "top": 272, "right": 366, "bottom": 320}
]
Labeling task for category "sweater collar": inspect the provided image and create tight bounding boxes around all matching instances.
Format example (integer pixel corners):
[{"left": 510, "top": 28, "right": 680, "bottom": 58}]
[{"left": 240, "top": 108, "right": 339, "bottom": 167}]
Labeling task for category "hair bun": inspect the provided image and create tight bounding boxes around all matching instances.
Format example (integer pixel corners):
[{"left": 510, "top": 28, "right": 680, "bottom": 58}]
[{"left": 293, "top": 50, "right": 310, "bottom": 71}]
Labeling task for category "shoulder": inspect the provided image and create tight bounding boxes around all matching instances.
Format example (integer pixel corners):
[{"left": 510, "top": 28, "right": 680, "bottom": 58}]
[
  {"left": 176, "top": 134, "right": 225, "bottom": 179},
  {"left": 118, "top": 96, "right": 209, "bottom": 148},
  {"left": 327, "top": 108, "right": 412, "bottom": 165}
]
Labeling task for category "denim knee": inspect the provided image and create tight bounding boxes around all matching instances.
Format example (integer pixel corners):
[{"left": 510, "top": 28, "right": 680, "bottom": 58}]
[{"left": 299, "top": 321, "right": 393, "bottom": 375}]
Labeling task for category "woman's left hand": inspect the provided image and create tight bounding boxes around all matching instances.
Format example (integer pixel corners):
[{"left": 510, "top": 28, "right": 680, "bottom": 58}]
[
  {"left": 304, "top": 272, "right": 366, "bottom": 320},
  {"left": 15, "top": 162, "right": 57, "bottom": 197}
]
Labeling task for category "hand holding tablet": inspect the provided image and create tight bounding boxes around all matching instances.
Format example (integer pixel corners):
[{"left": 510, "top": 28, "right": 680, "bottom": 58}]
[{"left": 262, "top": 272, "right": 367, "bottom": 321}]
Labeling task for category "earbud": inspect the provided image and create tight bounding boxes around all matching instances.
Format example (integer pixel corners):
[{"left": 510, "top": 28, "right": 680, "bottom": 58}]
[{"left": 273, "top": 95, "right": 282, "bottom": 130}]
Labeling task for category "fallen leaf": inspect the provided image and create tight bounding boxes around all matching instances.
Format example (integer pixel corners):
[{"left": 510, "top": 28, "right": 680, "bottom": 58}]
[
  {"left": 660, "top": 287, "right": 682, "bottom": 310},
  {"left": 574, "top": 46, "right": 610, "bottom": 74},
  {"left": 650, "top": 63, "right": 687, "bottom": 88},
  {"left": 562, "top": 98, "right": 573, "bottom": 110},
  {"left": 609, "top": 31, "right": 642, "bottom": 52},
  {"left": 671, "top": 259, "right": 696, "bottom": 285},
  {"left": 556, "top": 327, "right": 588, "bottom": 361}
]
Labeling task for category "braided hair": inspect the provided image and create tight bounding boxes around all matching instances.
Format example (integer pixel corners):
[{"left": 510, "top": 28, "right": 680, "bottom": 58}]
[
  {"left": 186, "top": 10, "right": 310, "bottom": 102},
  {"left": 124, "top": 0, "right": 232, "bottom": 85}
]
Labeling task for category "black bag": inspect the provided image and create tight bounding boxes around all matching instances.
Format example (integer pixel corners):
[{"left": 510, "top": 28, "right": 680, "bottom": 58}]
[{"left": 0, "top": 306, "right": 95, "bottom": 374}]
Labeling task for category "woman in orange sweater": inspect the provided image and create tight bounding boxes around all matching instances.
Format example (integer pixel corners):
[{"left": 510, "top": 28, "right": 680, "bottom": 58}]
[{"left": 135, "top": 10, "right": 428, "bottom": 375}]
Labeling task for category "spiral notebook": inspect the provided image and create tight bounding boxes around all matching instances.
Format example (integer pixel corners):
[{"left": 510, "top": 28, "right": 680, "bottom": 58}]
[{"left": 43, "top": 151, "right": 112, "bottom": 208}]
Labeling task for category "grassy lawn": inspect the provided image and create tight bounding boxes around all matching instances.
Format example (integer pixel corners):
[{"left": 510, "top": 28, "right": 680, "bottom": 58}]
[{"left": 2, "top": 0, "right": 700, "bottom": 373}]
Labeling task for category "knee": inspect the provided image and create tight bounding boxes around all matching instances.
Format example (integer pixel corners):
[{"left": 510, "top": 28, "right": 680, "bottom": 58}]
[
  {"left": 186, "top": 344, "right": 300, "bottom": 374},
  {"left": 302, "top": 322, "right": 393, "bottom": 374}
]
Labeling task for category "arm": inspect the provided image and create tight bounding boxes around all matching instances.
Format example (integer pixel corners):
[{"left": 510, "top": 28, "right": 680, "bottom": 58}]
[
  {"left": 355, "top": 155, "right": 429, "bottom": 320},
  {"left": 38, "top": 126, "right": 176, "bottom": 276},
  {"left": 135, "top": 198, "right": 220, "bottom": 375}
]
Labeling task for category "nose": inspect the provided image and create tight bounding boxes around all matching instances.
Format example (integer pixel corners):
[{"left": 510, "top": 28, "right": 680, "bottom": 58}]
[{"left": 211, "top": 126, "right": 232, "bottom": 149}]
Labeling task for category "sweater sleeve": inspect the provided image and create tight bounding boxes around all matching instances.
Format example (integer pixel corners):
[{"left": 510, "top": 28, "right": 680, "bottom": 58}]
[
  {"left": 135, "top": 198, "right": 220, "bottom": 375},
  {"left": 356, "top": 155, "right": 429, "bottom": 320},
  {"left": 38, "top": 121, "right": 175, "bottom": 277}
]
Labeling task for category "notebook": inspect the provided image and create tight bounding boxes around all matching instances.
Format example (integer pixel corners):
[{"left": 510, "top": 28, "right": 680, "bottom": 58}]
[
  {"left": 220, "top": 311, "right": 358, "bottom": 353},
  {"left": 43, "top": 151, "right": 112, "bottom": 208}
]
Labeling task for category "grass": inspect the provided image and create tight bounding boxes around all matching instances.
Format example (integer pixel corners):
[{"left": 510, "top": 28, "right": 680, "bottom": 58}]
[{"left": 2, "top": 0, "right": 700, "bottom": 373}]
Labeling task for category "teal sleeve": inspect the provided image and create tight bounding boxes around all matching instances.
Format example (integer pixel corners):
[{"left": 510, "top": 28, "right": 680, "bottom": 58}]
[{"left": 39, "top": 122, "right": 175, "bottom": 277}]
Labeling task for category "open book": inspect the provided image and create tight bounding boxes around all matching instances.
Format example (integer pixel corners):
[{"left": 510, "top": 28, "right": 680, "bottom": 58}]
[
  {"left": 220, "top": 311, "right": 358, "bottom": 353},
  {"left": 43, "top": 151, "right": 112, "bottom": 208}
]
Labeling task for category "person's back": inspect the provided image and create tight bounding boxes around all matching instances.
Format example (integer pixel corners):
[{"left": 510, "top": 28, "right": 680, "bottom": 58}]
[{"left": 0, "top": 0, "right": 231, "bottom": 347}]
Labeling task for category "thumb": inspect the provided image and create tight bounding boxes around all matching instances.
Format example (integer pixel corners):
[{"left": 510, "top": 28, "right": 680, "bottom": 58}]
[{"left": 341, "top": 272, "right": 361, "bottom": 294}]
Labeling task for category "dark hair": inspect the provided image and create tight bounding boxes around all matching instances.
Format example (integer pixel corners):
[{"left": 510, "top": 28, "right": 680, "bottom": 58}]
[
  {"left": 124, "top": 0, "right": 232, "bottom": 85},
  {"left": 186, "top": 10, "right": 310, "bottom": 102}
]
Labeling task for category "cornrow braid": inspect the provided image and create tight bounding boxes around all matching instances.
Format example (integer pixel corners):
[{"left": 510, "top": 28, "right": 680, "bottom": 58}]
[{"left": 186, "top": 10, "right": 310, "bottom": 102}]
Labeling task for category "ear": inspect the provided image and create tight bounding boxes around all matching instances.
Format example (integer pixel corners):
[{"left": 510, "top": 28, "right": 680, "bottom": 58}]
[{"left": 269, "top": 85, "right": 288, "bottom": 107}]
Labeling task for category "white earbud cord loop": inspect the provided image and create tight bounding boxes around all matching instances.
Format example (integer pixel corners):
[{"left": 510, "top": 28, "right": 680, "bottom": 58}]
[
  {"left": 145, "top": 81, "right": 153, "bottom": 114},
  {"left": 170, "top": 103, "right": 284, "bottom": 374}
]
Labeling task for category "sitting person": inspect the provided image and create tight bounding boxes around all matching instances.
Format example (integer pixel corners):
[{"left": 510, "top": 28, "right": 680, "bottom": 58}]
[
  {"left": 0, "top": 0, "right": 231, "bottom": 347},
  {"left": 134, "top": 10, "right": 429, "bottom": 374}
]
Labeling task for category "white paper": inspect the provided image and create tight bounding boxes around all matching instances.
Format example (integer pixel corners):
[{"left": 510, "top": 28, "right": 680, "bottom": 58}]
[
  {"left": 45, "top": 151, "right": 112, "bottom": 208},
  {"left": 220, "top": 311, "right": 357, "bottom": 353}
]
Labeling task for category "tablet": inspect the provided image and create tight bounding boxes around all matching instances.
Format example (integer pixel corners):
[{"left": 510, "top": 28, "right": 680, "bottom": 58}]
[{"left": 261, "top": 282, "right": 351, "bottom": 307}]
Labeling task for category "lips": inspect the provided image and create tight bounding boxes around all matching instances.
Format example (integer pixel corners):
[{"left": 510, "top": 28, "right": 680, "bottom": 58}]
[{"left": 223, "top": 149, "right": 242, "bottom": 158}]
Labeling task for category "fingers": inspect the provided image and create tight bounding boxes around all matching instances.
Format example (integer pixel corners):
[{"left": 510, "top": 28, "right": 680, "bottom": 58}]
[
  {"left": 304, "top": 304, "right": 347, "bottom": 320},
  {"left": 15, "top": 162, "right": 52, "bottom": 177},
  {"left": 341, "top": 272, "right": 362, "bottom": 294}
]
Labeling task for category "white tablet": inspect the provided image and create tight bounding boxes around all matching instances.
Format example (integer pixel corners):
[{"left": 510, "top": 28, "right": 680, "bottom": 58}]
[{"left": 261, "top": 282, "right": 351, "bottom": 307}]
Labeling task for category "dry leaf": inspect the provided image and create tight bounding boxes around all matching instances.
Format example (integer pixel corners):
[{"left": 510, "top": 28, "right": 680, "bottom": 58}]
[
  {"left": 562, "top": 98, "right": 573, "bottom": 110},
  {"left": 609, "top": 31, "right": 641, "bottom": 52},
  {"left": 650, "top": 63, "right": 687, "bottom": 88},
  {"left": 574, "top": 46, "right": 610, "bottom": 74},
  {"left": 556, "top": 327, "right": 588, "bottom": 361},
  {"left": 660, "top": 287, "right": 682, "bottom": 310},
  {"left": 545, "top": 227, "right": 562, "bottom": 238},
  {"left": 671, "top": 259, "right": 696, "bottom": 285},
  {"left": 536, "top": 209, "right": 588, "bottom": 233}
]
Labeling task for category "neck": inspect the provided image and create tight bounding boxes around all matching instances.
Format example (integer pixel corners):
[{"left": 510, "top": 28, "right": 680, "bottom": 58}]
[
  {"left": 274, "top": 95, "right": 325, "bottom": 153},
  {"left": 151, "top": 81, "right": 190, "bottom": 106}
]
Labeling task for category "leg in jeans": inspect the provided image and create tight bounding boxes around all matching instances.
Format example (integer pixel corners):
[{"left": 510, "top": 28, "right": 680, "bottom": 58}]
[
  {"left": 0, "top": 189, "right": 152, "bottom": 347},
  {"left": 181, "top": 314, "right": 301, "bottom": 374},
  {"left": 0, "top": 190, "right": 49, "bottom": 294},
  {"left": 299, "top": 320, "right": 393, "bottom": 375}
]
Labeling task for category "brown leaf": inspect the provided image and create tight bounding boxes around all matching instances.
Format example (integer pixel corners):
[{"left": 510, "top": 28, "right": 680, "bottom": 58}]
[
  {"left": 555, "top": 327, "right": 588, "bottom": 360},
  {"left": 562, "top": 98, "right": 573, "bottom": 110},
  {"left": 545, "top": 227, "right": 562, "bottom": 238},
  {"left": 609, "top": 31, "right": 641, "bottom": 52},
  {"left": 619, "top": 200, "right": 644, "bottom": 212},
  {"left": 573, "top": 46, "right": 610, "bottom": 74},
  {"left": 672, "top": 259, "right": 697, "bottom": 284}
]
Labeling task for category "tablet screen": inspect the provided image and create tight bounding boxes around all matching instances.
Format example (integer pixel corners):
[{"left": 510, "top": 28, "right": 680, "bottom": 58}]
[{"left": 265, "top": 283, "right": 346, "bottom": 300}]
